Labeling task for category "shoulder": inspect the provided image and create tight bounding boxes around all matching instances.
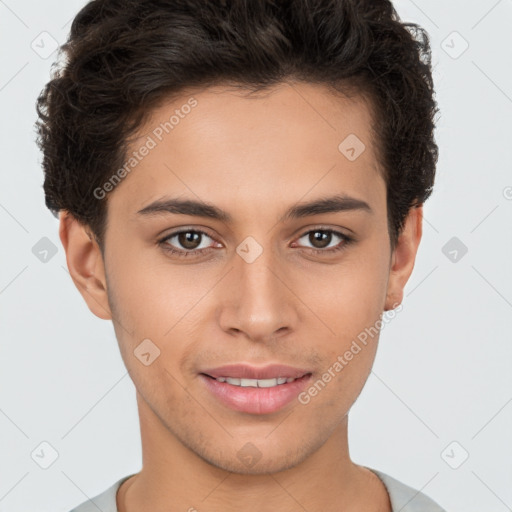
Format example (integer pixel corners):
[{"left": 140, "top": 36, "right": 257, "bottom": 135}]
[
  {"left": 369, "top": 467, "right": 448, "bottom": 512},
  {"left": 67, "top": 474, "right": 135, "bottom": 512}
]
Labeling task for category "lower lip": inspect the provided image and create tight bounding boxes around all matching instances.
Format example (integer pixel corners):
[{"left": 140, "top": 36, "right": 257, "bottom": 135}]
[{"left": 199, "top": 374, "right": 312, "bottom": 415}]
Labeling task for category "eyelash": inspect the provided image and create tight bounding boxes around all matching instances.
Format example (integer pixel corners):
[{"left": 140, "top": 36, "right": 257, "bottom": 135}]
[{"left": 157, "top": 227, "right": 354, "bottom": 258}]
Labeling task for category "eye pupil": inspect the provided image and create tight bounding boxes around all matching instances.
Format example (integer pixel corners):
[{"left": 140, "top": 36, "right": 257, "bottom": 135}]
[
  {"left": 310, "top": 230, "right": 331, "bottom": 248},
  {"left": 179, "top": 231, "right": 201, "bottom": 249}
]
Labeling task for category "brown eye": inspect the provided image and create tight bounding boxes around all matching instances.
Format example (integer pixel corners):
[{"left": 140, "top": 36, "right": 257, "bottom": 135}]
[
  {"left": 308, "top": 230, "right": 332, "bottom": 249},
  {"left": 295, "top": 228, "right": 353, "bottom": 255},
  {"left": 160, "top": 230, "right": 216, "bottom": 255},
  {"left": 177, "top": 231, "right": 202, "bottom": 250}
]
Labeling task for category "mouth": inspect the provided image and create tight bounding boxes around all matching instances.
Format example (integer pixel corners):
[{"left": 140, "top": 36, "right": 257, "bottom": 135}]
[
  {"left": 200, "top": 362, "right": 312, "bottom": 380},
  {"left": 201, "top": 374, "right": 309, "bottom": 387},
  {"left": 199, "top": 368, "right": 313, "bottom": 415}
]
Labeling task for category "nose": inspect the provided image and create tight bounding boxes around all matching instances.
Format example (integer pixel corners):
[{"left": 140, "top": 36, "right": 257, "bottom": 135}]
[{"left": 217, "top": 242, "right": 298, "bottom": 344}]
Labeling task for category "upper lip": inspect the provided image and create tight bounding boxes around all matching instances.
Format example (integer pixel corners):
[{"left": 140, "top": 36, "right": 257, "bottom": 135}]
[{"left": 201, "top": 364, "right": 312, "bottom": 380}]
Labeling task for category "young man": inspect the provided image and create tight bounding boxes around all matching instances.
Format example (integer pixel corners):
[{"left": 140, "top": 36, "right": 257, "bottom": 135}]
[{"left": 36, "top": 0, "right": 445, "bottom": 510}]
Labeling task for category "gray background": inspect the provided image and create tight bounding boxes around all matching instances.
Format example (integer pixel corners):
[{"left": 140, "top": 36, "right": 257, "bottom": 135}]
[{"left": 0, "top": 0, "right": 511, "bottom": 510}]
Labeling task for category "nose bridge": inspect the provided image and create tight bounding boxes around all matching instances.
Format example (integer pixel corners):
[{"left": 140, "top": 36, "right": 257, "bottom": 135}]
[{"left": 220, "top": 236, "right": 296, "bottom": 339}]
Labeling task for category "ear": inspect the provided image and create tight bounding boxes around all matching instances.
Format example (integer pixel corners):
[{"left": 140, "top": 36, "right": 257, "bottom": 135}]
[
  {"left": 384, "top": 205, "right": 423, "bottom": 311},
  {"left": 59, "top": 210, "right": 112, "bottom": 320}
]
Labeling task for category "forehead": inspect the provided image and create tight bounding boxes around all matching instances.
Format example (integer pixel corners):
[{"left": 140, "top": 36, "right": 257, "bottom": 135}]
[{"left": 107, "top": 81, "right": 384, "bottom": 217}]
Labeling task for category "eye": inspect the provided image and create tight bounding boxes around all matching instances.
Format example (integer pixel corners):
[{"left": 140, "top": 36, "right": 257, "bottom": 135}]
[
  {"left": 158, "top": 229, "right": 217, "bottom": 257},
  {"left": 294, "top": 228, "right": 353, "bottom": 254}
]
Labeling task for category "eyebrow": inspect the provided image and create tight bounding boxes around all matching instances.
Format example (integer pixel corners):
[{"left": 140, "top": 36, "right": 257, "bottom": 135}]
[{"left": 136, "top": 194, "right": 373, "bottom": 223}]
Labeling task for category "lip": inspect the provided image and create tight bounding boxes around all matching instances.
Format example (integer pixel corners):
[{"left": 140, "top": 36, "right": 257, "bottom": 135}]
[
  {"left": 201, "top": 363, "right": 311, "bottom": 380},
  {"left": 199, "top": 364, "right": 313, "bottom": 415}
]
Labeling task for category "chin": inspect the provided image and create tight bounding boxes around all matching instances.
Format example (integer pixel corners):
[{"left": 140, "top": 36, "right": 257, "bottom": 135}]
[
  {"left": 194, "top": 436, "right": 319, "bottom": 476},
  {"left": 209, "top": 452, "right": 304, "bottom": 476}
]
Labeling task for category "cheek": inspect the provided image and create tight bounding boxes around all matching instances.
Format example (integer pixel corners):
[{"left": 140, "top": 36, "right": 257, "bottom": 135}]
[
  {"left": 106, "top": 244, "right": 207, "bottom": 333},
  {"left": 104, "top": 251, "right": 217, "bottom": 383},
  {"left": 309, "top": 244, "right": 389, "bottom": 337},
  {"left": 303, "top": 239, "right": 389, "bottom": 392}
]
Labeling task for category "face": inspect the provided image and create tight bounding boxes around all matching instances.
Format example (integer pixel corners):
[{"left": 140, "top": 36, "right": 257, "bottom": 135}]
[{"left": 64, "top": 81, "right": 419, "bottom": 475}]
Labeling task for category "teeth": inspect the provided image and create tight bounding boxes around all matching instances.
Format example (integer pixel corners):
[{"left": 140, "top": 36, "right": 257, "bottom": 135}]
[
  {"left": 218, "top": 376, "right": 299, "bottom": 387},
  {"left": 257, "top": 378, "right": 281, "bottom": 388},
  {"left": 240, "top": 378, "right": 258, "bottom": 387}
]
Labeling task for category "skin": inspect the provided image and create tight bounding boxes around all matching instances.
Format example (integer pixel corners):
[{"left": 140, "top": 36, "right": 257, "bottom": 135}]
[{"left": 59, "top": 81, "right": 422, "bottom": 512}]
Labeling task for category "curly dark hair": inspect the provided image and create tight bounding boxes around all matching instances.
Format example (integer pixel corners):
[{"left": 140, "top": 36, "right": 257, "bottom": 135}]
[{"left": 35, "top": 0, "right": 438, "bottom": 251}]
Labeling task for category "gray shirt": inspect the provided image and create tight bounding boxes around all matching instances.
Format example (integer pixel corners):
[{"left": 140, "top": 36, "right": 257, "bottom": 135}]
[{"left": 69, "top": 467, "right": 447, "bottom": 511}]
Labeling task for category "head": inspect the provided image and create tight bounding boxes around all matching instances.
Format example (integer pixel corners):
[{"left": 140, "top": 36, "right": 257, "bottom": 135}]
[{"left": 36, "top": 0, "right": 438, "bottom": 475}]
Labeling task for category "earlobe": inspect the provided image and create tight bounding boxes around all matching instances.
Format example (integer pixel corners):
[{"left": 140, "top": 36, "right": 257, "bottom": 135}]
[
  {"left": 59, "top": 211, "right": 112, "bottom": 320},
  {"left": 384, "top": 206, "right": 423, "bottom": 311}
]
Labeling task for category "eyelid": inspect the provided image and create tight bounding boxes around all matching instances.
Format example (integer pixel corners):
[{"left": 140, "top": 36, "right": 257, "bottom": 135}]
[
  {"left": 159, "top": 228, "right": 217, "bottom": 248},
  {"left": 296, "top": 224, "right": 351, "bottom": 238}
]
